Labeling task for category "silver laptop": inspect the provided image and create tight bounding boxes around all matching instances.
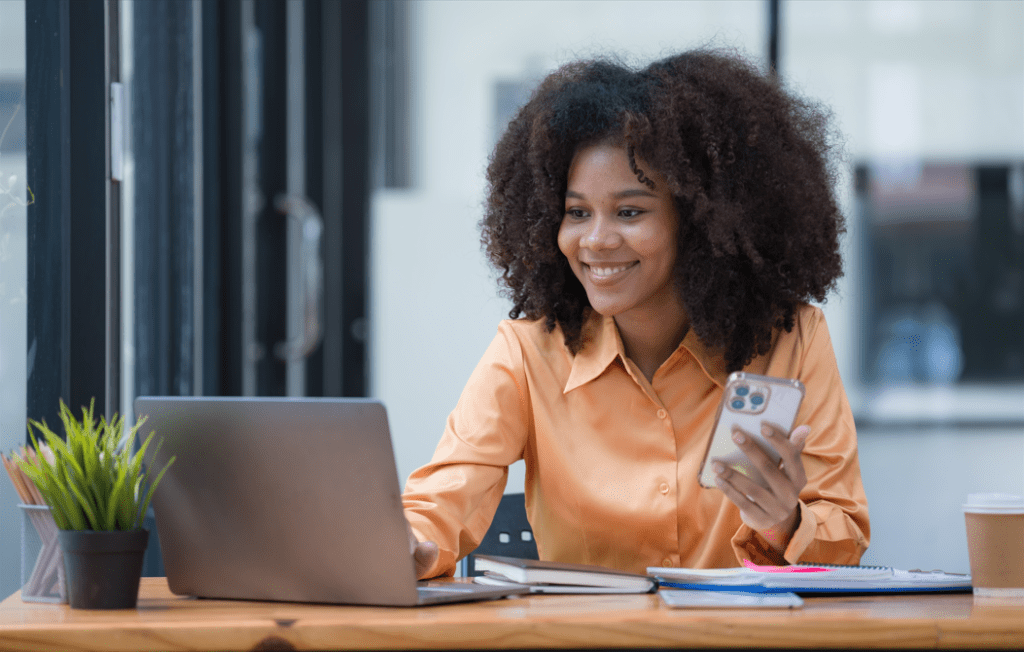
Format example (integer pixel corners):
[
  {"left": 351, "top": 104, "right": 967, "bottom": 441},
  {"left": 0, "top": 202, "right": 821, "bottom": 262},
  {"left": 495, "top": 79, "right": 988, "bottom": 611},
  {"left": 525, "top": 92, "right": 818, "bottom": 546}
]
[{"left": 133, "top": 396, "right": 528, "bottom": 606}]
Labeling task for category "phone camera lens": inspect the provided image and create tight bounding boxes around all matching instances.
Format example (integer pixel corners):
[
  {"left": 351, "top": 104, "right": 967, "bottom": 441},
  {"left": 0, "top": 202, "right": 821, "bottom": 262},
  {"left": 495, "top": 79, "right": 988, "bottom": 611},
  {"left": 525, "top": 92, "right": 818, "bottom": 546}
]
[
  {"left": 735, "top": 385, "right": 749, "bottom": 396},
  {"left": 749, "top": 394, "right": 764, "bottom": 406},
  {"left": 731, "top": 399, "right": 745, "bottom": 410}
]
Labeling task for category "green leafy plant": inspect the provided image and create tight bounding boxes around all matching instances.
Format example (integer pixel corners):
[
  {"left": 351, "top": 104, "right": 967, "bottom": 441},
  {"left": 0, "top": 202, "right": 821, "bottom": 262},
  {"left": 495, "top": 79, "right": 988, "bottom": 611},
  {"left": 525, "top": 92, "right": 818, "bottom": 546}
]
[{"left": 15, "top": 399, "right": 174, "bottom": 531}]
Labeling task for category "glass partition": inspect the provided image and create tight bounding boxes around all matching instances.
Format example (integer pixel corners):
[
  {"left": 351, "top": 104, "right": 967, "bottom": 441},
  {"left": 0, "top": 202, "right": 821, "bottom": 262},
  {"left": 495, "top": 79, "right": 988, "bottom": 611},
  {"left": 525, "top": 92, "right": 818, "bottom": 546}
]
[{"left": 0, "top": 0, "right": 27, "bottom": 601}]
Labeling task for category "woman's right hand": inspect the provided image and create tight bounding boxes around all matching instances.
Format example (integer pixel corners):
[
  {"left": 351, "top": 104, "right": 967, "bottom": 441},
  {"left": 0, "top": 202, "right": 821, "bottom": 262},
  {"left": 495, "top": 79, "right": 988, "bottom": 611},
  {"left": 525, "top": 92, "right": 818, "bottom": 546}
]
[{"left": 406, "top": 518, "right": 439, "bottom": 579}]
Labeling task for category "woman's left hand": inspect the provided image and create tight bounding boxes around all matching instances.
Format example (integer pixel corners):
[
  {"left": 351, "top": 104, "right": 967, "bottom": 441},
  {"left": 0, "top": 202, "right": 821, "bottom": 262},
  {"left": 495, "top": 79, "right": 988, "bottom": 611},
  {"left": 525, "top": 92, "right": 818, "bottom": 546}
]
[{"left": 713, "top": 422, "right": 812, "bottom": 554}]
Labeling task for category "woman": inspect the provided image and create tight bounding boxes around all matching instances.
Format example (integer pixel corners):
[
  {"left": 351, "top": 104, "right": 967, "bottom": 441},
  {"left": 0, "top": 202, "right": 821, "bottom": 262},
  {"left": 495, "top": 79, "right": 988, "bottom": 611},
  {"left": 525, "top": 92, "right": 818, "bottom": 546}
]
[{"left": 403, "top": 49, "right": 869, "bottom": 578}]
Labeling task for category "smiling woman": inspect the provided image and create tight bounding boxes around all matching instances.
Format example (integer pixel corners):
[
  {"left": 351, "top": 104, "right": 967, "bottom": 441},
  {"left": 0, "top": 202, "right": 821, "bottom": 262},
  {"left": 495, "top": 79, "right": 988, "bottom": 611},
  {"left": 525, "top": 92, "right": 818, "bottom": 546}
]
[
  {"left": 402, "top": 49, "right": 868, "bottom": 579},
  {"left": 558, "top": 144, "right": 686, "bottom": 382}
]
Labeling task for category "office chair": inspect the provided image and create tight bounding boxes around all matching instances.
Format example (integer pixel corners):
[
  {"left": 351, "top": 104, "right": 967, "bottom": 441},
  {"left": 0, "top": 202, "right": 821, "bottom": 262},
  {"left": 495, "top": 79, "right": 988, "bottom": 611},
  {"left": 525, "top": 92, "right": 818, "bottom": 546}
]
[{"left": 462, "top": 493, "right": 538, "bottom": 576}]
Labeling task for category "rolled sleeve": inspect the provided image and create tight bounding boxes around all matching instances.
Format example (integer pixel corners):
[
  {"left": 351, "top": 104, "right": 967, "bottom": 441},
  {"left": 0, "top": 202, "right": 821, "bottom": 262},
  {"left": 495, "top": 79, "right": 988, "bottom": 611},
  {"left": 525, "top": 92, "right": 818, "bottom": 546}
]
[
  {"left": 402, "top": 323, "right": 531, "bottom": 577},
  {"left": 729, "top": 501, "right": 817, "bottom": 566}
]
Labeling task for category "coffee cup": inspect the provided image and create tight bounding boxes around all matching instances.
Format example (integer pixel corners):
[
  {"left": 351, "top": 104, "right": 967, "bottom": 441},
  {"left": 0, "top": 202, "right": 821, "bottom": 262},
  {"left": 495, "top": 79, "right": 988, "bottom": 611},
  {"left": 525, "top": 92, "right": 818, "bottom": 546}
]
[{"left": 963, "top": 493, "right": 1024, "bottom": 599}]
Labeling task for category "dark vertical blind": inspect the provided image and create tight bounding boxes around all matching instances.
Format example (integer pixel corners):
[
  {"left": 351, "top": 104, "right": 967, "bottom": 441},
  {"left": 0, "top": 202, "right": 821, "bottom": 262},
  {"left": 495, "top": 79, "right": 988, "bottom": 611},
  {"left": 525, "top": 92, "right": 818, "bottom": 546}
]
[
  {"left": 374, "top": 0, "right": 410, "bottom": 189},
  {"left": 303, "top": 0, "right": 325, "bottom": 396},
  {"left": 25, "top": 0, "right": 70, "bottom": 430},
  {"left": 254, "top": 0, "right": 289, "bottom": 396},
  {"left": 215, "top": 0, "right": 245, "bottom": 397},
  {"left": 26, "top": 0, "right": 114, "bottom": 427},
  {"left": 338, "top": 0, "right": 370, "bottom": 396},
  {"left": 768, "top": 0, "right": 780, "bottom": 77},
  {"left": 316, "top": 0, "right": 370, "bottom": 397},
  {"left": 132, "top": 1, "right": 197, "bottom": 399},
  {"left": 201, "top": 0, "right": 224, "bottom": 397},
  {"left": 67, "top": 0, "right": 109, "bottom": 412}
]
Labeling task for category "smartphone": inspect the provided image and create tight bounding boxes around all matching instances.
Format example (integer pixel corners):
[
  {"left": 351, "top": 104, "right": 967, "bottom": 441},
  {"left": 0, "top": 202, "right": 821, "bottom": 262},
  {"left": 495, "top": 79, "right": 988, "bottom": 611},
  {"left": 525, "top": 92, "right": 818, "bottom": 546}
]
[
  {"left": 660, "top": 589, "right": 804, "bottom": 609},
  {"left": 698, "top": 372, "right": 805, "bottom": 490}
]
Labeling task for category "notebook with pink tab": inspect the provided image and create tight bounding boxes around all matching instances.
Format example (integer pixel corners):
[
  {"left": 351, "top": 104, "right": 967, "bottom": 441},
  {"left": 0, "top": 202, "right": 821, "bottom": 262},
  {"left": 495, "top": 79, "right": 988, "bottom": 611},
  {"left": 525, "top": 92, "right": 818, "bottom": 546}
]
[{"left": 648, "top": 562, "right": 971, "bottom": 594}]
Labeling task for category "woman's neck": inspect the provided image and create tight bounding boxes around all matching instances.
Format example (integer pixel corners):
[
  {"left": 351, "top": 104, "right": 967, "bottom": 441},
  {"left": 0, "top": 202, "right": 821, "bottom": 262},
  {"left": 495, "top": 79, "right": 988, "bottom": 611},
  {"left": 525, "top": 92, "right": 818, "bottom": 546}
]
[{"left": 614, "top": 304, "right": 690, "bottom": 383}]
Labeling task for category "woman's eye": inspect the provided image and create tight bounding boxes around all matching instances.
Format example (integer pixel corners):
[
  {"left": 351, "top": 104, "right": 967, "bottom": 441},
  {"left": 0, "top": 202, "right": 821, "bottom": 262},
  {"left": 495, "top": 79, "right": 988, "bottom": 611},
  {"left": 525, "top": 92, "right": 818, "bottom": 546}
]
[
  {"left": 565, "top": 208, "right": 588, "bottom": 219},
  {"left": 619, "top": 208, "right": 643, "bottom": 219}
]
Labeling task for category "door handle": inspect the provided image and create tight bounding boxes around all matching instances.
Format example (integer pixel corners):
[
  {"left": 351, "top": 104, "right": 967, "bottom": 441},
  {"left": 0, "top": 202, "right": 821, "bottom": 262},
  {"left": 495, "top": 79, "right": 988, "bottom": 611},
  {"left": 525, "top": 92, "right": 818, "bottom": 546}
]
[{"left": 273, "top": 194, "right": 323, "bottom": 360}]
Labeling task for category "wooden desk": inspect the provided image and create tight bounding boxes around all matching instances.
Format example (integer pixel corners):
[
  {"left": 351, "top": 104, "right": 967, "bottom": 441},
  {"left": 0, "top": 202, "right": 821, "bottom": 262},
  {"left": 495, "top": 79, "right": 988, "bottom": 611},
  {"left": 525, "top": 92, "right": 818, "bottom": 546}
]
[{"left": 2, "top": 578, "right": 1023, "bottom": 651}]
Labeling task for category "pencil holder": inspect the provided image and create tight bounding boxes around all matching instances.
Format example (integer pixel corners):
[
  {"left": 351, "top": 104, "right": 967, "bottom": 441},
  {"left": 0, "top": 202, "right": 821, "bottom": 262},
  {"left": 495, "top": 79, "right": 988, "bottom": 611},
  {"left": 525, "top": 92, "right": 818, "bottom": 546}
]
[{"left": 19, "top": 504, "right": 67, "bottom": 603}]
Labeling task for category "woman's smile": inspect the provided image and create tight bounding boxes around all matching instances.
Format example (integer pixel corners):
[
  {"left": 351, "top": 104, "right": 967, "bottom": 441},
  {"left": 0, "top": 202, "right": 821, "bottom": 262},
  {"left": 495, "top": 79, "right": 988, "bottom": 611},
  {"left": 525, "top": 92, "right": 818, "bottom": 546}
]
[{"left": 584, "top": 261, "right": 638, "bottom": 281}]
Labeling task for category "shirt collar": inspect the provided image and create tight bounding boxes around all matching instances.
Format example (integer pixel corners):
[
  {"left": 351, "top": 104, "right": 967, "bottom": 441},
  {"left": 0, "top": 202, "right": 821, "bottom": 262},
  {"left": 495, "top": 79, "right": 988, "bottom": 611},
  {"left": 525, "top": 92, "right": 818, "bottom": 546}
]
[
  {"left": 678, "top": 327, "right": 730, "bottom": 388},
  {"left": 563, "top": 312, "right": 625, "bottom": 394},
  {"left": 562, "top": 311, "right": 731, "bottom": 393}
]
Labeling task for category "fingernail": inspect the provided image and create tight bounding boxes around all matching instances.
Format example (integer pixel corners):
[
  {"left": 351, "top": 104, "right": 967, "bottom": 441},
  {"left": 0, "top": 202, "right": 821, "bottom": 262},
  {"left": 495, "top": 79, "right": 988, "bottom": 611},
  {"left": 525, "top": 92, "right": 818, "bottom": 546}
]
[
  {"left": 732, "top": 432, "right": 745, "bottom": 444},
  {"left": 762, "top": 425, "right": 772, "bottom": 437},
  {"left": 713, "top": 462, "right": 724, "bottom": 474},
  {"left": 794, "top": 425, "right": 811, "bottom": 439}
]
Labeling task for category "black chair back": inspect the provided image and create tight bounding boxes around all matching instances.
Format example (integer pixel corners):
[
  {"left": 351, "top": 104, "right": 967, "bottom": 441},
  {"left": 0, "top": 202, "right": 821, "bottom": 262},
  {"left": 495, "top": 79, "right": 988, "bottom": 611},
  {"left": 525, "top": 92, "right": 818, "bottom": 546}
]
[{"left": 463, "top": 493, "right": 538, "bottom": 576}]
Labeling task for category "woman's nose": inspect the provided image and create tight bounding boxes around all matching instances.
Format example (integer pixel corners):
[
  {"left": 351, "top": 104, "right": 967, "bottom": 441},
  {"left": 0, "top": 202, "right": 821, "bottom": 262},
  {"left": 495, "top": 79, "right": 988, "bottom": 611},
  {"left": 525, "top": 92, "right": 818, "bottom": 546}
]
[{"left": 582, "top": 216, "right": 620, "bottom": 250}]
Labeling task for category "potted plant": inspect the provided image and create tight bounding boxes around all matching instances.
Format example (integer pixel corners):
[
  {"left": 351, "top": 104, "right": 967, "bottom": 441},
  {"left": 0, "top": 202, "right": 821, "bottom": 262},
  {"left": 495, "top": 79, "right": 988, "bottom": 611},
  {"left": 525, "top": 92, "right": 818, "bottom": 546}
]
[{"left": 15, "top": 399, "right": 174, "bottom": 609}]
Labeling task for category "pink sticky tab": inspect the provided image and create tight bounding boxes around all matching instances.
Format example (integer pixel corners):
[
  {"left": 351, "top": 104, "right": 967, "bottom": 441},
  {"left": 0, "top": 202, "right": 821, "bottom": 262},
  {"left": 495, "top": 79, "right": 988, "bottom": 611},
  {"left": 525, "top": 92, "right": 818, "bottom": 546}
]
[{"left": 742, "top": 559, "right": 829, "bottom": 573}]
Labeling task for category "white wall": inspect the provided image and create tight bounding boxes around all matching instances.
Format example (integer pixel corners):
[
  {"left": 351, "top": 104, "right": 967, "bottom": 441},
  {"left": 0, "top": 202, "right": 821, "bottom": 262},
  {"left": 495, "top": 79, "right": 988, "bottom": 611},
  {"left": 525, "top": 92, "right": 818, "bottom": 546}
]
[
  {"left": 372, "top": 0, "right": 1024, "bottom": 576},
  {"left": 858, "top": 427, "right": 1024, "bottom": 572}
]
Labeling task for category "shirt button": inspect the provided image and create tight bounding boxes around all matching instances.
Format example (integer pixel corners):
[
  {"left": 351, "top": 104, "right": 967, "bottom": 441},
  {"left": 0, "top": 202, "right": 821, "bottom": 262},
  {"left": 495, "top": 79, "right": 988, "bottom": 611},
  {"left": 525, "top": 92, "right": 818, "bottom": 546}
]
[
  {"left": 659, "top": 482, "right": 670, "bottom": 495},
  {"left": 657, "top": 409, "right": 668, "bottom": 419},
  {"left": 662, "top": 559, "right": 674, "bottom": 567}
]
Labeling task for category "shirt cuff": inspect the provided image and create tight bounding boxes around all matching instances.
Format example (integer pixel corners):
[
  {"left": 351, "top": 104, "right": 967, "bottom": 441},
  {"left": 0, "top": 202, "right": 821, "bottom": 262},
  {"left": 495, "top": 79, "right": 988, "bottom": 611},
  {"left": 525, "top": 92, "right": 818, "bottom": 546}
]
[
  {"left": 731, "top": 500, "right": 818, "bottom": 566},
  {"left": 406, "top": 515, "right": 456, "bottom": 578},
  {"left": 782, "top": 501, "right": 818, "bottom": 564}
]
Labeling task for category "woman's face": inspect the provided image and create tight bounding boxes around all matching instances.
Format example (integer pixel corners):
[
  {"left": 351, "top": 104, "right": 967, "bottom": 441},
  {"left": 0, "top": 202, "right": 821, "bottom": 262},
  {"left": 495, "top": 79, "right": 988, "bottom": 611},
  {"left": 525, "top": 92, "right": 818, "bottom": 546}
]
[{"left": 557, "top": 143, "right": 681, "bottom": 323}]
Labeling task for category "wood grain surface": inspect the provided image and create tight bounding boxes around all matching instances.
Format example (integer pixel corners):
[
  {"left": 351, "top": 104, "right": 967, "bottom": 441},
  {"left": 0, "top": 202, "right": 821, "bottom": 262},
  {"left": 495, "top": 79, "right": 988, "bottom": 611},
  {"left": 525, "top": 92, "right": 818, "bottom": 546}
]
[{"left": 2, "top": 578, "right": 1023, "bottom": 651}]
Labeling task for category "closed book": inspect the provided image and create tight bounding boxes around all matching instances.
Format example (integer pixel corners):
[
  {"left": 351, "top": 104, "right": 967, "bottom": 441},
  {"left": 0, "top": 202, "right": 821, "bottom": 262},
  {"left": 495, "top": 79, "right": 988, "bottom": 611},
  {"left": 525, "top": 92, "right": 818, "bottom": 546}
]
[
  {"left": 474, "top": 574, "right": 651, "bottom": 594},
  {"left": 473, "top": 555, "right": 657, "bottom": 592}
]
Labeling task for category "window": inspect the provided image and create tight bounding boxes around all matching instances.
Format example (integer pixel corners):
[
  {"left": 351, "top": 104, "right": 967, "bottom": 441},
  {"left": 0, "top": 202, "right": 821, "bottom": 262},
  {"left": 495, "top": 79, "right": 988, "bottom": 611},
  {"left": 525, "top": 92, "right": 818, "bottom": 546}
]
[{"left": 0, "top": 0, "right": 27, "bottom": 599}]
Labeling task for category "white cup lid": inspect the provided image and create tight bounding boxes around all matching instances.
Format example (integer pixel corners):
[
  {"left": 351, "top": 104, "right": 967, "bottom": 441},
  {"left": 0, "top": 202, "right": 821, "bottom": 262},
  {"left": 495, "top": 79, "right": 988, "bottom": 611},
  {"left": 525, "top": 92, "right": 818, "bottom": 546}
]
[{"left": 963, "top": 493, "right": 1024, "bottom": 514}]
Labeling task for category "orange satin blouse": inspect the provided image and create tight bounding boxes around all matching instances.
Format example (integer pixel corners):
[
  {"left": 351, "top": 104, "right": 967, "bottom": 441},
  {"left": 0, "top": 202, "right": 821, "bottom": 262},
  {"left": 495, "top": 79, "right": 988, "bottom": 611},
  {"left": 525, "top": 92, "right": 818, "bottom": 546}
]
[{"left": 403, "top": 304, "right": 869, "bottom": 577}]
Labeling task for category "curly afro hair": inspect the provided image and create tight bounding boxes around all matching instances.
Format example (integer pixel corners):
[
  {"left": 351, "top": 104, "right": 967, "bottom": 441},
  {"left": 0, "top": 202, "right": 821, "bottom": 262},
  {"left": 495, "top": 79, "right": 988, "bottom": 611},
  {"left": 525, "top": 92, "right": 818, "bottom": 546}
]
[{"left": 481, "top": 49, "right": 845, "bottom": 372}]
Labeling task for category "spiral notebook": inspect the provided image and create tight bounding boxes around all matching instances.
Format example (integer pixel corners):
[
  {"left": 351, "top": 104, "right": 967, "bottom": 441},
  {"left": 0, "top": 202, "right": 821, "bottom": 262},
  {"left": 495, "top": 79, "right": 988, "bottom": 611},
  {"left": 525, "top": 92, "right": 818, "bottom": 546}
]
[{"left": 648, "top": 562, "right": 971, "bottom": 594}]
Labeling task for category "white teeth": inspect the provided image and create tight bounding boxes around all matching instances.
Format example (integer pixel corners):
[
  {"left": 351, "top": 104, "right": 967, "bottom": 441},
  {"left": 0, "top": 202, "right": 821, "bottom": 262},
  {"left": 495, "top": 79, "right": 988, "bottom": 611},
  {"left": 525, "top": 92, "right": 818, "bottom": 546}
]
[{"left": 589, "top": 264, "right": 632, "bottom": 278}]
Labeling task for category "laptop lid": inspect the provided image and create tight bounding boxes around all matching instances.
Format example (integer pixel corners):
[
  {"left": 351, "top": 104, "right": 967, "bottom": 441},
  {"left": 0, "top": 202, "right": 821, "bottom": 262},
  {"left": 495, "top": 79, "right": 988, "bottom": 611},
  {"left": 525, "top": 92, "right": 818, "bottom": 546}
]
[{"left": 134, "top": 396, "right": 513, "bottom": 606}]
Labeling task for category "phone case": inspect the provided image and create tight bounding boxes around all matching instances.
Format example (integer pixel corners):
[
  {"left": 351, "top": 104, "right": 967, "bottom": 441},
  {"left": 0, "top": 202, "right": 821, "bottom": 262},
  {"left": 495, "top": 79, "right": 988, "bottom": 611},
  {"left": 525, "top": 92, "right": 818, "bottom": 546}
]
[{"left": 698, "top": 372, "right": 805, "bottom": 490}]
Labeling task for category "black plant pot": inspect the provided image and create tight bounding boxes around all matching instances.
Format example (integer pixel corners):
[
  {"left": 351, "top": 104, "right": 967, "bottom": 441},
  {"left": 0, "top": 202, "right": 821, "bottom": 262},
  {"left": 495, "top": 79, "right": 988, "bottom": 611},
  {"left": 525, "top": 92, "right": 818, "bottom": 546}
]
[{"left": 57, "top": 529, "right": 149, "bottom": 609}]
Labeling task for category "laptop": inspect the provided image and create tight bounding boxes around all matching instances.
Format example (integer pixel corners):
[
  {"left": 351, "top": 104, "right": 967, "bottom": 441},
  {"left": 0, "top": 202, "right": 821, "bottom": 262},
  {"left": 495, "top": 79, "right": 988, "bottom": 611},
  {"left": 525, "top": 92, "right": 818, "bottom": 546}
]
[{"left": 133, "top": 396, "right": 529, "bottom": 606}]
